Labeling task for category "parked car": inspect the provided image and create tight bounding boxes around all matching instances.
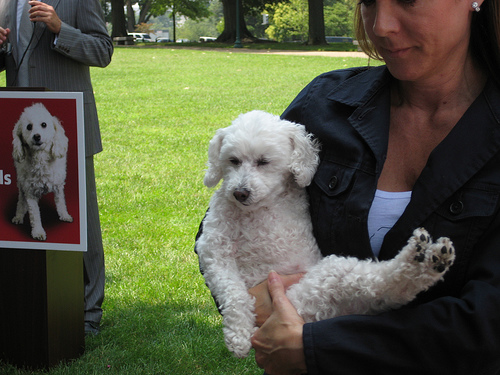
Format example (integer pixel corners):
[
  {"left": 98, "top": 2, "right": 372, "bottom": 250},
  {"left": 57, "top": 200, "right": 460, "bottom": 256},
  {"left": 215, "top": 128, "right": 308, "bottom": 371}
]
[
  {"left": 156, "top": 37, "right": 172, "bottom": 43},
  {"left": 325, "top": 36, "right": 354, "bottom": 44},
  {"left": 199, "top": 36, "right": 217, "bottom": 43},
  {"left": 128, "top": 33, "right": 154, "bottom": 43}
]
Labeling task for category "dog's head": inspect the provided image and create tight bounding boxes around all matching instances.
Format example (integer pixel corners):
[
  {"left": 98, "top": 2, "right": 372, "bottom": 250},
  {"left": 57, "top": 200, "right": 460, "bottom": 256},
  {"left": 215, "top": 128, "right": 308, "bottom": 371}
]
[
  {"left": 12, "top": 103, "right": 68, "bottom": 162},
  {"left": 204, "top": 110, "right": 320, "bottom": 208}
]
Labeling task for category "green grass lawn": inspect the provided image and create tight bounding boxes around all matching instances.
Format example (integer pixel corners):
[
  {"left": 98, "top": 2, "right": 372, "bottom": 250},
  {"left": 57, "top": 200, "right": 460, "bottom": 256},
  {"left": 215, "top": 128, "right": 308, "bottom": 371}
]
[{"left": 0, "top": 47, "right": 373, "bottom": 374}]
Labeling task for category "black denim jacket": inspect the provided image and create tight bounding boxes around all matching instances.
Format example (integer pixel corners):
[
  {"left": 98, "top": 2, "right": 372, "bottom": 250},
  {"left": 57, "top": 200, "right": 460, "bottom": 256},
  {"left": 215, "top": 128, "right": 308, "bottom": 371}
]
[{"left": 282, "top": 66, "right": 500, "bottom": 374}]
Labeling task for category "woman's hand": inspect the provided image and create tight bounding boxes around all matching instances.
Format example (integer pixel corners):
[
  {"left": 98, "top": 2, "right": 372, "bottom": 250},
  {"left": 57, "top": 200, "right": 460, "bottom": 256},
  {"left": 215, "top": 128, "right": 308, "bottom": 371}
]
[
  {"left": 251, "top": 271, "right": 307, "bottom": 375},
  {"left": 249, "top": 272, "right": 304, "bottom": 327}
]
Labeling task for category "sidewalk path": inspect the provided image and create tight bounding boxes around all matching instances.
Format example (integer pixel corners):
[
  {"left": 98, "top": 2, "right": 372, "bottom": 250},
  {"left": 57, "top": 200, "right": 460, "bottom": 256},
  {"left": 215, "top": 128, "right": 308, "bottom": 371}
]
[
  {"left": 243, "top": 50, "right": 368, "bottom": 58},
  {"left": 144, "top": 45, "right": 369, "bottom": 58}
]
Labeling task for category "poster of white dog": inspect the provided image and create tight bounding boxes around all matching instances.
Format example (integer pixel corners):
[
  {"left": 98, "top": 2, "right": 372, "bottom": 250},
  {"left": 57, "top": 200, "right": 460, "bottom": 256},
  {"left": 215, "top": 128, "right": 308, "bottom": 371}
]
[{"left": 0, "top": 92, "right": 87, "bottom": 252}]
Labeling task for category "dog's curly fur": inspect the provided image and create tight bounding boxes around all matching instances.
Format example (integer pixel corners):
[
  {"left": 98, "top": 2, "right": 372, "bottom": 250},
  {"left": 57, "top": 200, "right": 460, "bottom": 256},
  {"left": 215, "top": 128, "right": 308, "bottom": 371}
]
[
  {"left": 12, "top": 103, "right": 72, "bottom": 241},
  {"left": 196, "top": 110, "right": 455, "bottom": 358}
]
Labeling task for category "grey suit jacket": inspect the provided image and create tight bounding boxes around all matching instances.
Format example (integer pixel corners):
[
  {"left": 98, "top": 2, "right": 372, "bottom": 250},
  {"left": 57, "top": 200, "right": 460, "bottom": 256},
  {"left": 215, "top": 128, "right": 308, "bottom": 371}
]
[{"left": 0, "top": 0, "right": 113, "bottom": 156}]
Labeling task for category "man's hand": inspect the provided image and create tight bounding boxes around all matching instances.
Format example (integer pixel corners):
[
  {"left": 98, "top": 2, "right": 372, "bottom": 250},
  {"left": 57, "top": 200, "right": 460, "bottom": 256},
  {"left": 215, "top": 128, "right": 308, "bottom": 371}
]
[
  {"left": 251, "top": 271, "right": 307, "bottom": 375},
  {"left": 0, "top": 27, "right": 10, "bottom": 46},
  {"left": 29, "top": 1, "right": 62, "bottom": 34}
]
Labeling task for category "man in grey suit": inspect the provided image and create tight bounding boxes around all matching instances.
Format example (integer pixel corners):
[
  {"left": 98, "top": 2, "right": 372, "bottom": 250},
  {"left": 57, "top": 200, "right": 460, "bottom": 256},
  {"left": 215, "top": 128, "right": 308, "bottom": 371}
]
[{"left": 0, "top": 0, "right": 113, "bottom": 335}]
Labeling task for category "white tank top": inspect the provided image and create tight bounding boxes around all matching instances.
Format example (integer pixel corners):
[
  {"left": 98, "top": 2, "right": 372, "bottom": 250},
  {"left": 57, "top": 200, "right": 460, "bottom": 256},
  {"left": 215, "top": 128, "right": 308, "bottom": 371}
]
[{"left": 367, "top": 189, "right": 412, "bottom": 258}]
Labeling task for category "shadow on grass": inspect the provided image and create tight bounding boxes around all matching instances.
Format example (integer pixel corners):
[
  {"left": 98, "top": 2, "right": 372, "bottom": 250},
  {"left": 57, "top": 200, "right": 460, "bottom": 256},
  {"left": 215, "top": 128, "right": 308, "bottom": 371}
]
[
  {"left": 80, "top": 300, "right": 259, "bottom": 375},
  {"left": 0, "top": 300, "right": 260, "bottom": 375}
]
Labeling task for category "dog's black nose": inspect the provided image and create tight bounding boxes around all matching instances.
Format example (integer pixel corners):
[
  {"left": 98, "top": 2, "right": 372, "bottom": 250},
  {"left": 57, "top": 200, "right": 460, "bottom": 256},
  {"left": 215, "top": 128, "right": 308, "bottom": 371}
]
[
  {"left": 234, "top": 189, "right": 250, "bottom": 203},
  {"left": 33, "top": 134, "right": 41, "bottom": 143}
]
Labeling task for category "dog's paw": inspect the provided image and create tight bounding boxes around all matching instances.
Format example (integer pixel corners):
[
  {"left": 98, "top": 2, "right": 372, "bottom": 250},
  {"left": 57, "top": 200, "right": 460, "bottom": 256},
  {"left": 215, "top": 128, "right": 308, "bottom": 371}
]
[
  {"left": 224, "top": 326, "right": 255, "bottom": 358},
  {"left": 12, "top": 216, "right": 24, "bottom": 225},
  {"left": 31, "top": 227, "right": 47, "bottom": 241},
  {"left": 412, "top": 227, "right": 432, "bottom": 263},
  {"left": 412, "top": 228, "right": 455, "bottom": 274},
  {"left": 59, "top": 213, "right": 73, "bottom": 223},
  {"left": 428, "top": 237, "right": 455, "bottom": 273}
]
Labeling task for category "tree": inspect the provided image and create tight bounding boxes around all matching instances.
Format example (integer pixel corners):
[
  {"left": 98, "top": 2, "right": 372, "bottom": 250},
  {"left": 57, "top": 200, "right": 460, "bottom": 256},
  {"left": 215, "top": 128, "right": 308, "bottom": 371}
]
[
  {"left": 324, "top": 0, "right": 355, "bottom": 37},
  {"left": 265, "top": 0, "right": 308, "bottom": 42},
  {"left": 126, "top": 0, "right": 210, "bottom": 39},
  {"left": 126, "top": 0, "right": 162, "bottom": 31},
  {"left": 307, "top": 0, "right": 326, "bottom": 45},
  {"left": 110, "top": 0, "right": 128, "bottom": 37},
  {"left": 265, "top": 0, "right": 354, "bottom": 43},
  {"left": 100, "top": 0, "right": 112, "bottom": 23},
  {"left": 127, "top": 1, "right": 136, "bottom": 31},
  {"left": 176, "top": 1, "right": 222, "bottom": 41},
  {"left": 216, "top": 0, "right": 255, "bottom": 43},
  {"left": 216, "top": 0, "right": 283, "bottom": 43},
  {"left": 135, "top": 22, "right": 155, "bottom": 33}
]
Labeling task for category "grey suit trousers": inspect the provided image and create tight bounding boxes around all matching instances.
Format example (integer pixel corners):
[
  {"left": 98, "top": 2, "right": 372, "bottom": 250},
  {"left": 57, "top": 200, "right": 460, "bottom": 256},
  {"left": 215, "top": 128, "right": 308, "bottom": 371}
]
[{"left": 85, "top": 156, "right": 105, "bottom": 323}]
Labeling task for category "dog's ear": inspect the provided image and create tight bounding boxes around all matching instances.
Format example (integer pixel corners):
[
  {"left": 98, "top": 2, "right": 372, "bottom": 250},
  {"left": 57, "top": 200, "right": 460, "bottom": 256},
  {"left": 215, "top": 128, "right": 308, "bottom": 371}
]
[
  {"left": 203, "top": 128, "right": 226, "bottom": 188},
  {"left": 50, "top": 116, "right": 68, "bottom": 158},
  {"left": 288, "top": 124, "right": 320, "bottom": 188},
  {"left": 12, "top": 119, "right": 26, "bottom": 162}
]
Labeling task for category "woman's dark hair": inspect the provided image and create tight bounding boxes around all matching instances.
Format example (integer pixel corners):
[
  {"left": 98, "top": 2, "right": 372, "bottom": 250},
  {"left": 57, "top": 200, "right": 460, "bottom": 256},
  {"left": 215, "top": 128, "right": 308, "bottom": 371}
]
[{"left": 470, "top": 0, "right": 500, "bottom": 85}]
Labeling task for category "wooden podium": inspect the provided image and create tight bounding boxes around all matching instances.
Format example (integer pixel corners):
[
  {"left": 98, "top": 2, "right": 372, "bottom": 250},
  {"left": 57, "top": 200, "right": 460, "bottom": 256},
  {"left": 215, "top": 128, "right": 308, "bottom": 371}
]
[{"left": 0, "top": 249, "right": 84, "bottom": 369}]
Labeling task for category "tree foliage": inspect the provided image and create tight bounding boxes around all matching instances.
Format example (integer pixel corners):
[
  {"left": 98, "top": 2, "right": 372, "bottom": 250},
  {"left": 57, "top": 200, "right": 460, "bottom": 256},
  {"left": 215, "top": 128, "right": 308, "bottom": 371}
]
[
  {"left": 176, "top": 1, "right": 222, "bottom": 40},
  {"left": 265, "top": 0, "right": 355, "bottom": 42},
  {"left": 324, "top": 0, "right": 355, "bottom": 37},
  {"left": 104, "top": 0, "right": 355, "bottom": 44},
  {"left": 265, "top": 0, "right": 308, "bottom": 42},
  {"left": 104, "top": 0, "right": 210, "bottom": 35}
]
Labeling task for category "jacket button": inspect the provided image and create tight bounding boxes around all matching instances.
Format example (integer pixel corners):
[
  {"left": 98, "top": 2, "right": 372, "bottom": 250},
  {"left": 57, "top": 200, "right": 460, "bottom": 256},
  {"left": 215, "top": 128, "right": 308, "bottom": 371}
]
[
  {"left": 328, "top": 176, "right": 338, "bottom": 190},
  {"left": 449, "top": 201, "right": 464, "bottom": 215}
]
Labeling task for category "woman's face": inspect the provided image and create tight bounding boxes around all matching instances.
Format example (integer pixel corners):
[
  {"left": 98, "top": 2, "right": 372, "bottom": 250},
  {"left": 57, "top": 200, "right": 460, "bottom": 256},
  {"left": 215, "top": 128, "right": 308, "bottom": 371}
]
[{"left": 361, "top": 0, "right": 479, "bottom": 84}]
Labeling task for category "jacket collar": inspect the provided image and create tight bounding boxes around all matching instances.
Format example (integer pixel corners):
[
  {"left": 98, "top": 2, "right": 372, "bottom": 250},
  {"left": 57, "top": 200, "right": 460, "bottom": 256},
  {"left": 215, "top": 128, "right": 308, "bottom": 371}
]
[
  {"left": 326, "top": 66, "right": 500, "bottom": 260},
  {"left": 328, "top": 65, "right": 393, "bottom": 175},
  {"left": 327, "top": 65, "right": 392, "bottom": 107}
]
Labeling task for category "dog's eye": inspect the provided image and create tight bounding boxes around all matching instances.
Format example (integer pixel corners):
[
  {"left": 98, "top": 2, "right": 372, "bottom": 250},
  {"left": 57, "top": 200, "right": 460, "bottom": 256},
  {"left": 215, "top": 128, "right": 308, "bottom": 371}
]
[
  {"left": 41, "top": 122, "right": 47, "bottom": 128},
  {"left": 27, "top": 124, "right": 33, "bottom": 131},
  {"left": 229, "top": 158, "right": 241, "bottom": 166},
  {"left": 257, "top": 158, "right": 270, "bottom": 166}
]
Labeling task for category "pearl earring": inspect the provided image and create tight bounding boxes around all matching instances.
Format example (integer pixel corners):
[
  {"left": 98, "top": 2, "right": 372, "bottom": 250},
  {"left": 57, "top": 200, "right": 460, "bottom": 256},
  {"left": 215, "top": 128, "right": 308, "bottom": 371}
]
[{"left": 472, "top": 1, "right": 481, "bottom": 12}]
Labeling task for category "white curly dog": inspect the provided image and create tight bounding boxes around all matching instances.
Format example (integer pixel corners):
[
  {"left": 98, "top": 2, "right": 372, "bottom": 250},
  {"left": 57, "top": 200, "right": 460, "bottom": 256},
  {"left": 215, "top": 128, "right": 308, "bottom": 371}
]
[
  {"left": 196, "top": 110, "right": 455, "bottom": 358},
  {"left": 12, "top": 103, "right": 73, "bottom": 241}
]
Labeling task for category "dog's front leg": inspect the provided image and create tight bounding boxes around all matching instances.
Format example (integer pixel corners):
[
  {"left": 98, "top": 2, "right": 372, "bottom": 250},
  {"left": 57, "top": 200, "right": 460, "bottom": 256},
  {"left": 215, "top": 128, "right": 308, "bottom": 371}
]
[
  {"left": 26, "top": 197, "right": 46, "bottom": 241},
  {"left": 287, "top": 228, "right": 455, "bottom": 321},
  {"left": 53, "top": 185, "right": 73, "bottom": 222},
  {"left": 200, "top": 254, "right": 257, "bottom": 358},
  {"left": 12, "top": 190, "right": 28, "bottom": 225},
  {"left": 220, "top": 279, "right": 257, "bottom": 358}
]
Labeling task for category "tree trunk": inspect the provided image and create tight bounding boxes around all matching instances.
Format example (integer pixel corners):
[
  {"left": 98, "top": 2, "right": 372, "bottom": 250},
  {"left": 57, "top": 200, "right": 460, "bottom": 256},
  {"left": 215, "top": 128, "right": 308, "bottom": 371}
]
[
  {"left": 111, "top": 0, "right": 128, "bottom": 38},
  {"left": 307, "top": 0, "right": 327, "bottom": 45},
  {"left": 126, "top": 0, "right": 135, "bottom": 32},
  {"left": 216, "top": 0, "right": 256, "bottom": 43},
  {"left": 138, "top": 0, "right": 152, "bottom": 24},
  {"left": 172, "top": 10, "right": 176, "bottom": 42}
]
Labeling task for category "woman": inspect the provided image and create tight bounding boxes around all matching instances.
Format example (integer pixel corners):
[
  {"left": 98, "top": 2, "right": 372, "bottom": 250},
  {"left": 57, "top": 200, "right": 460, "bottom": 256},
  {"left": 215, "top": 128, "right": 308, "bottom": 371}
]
[{"left": 250, "top": 0, "right": 500, "bottom": 373}]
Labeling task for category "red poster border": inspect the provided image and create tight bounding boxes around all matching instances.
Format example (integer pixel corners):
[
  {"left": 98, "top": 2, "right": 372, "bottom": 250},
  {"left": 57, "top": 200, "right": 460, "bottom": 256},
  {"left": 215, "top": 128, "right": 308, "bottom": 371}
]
[{"left": 0, "top": 92, "right": 86, "bottom": 252}]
